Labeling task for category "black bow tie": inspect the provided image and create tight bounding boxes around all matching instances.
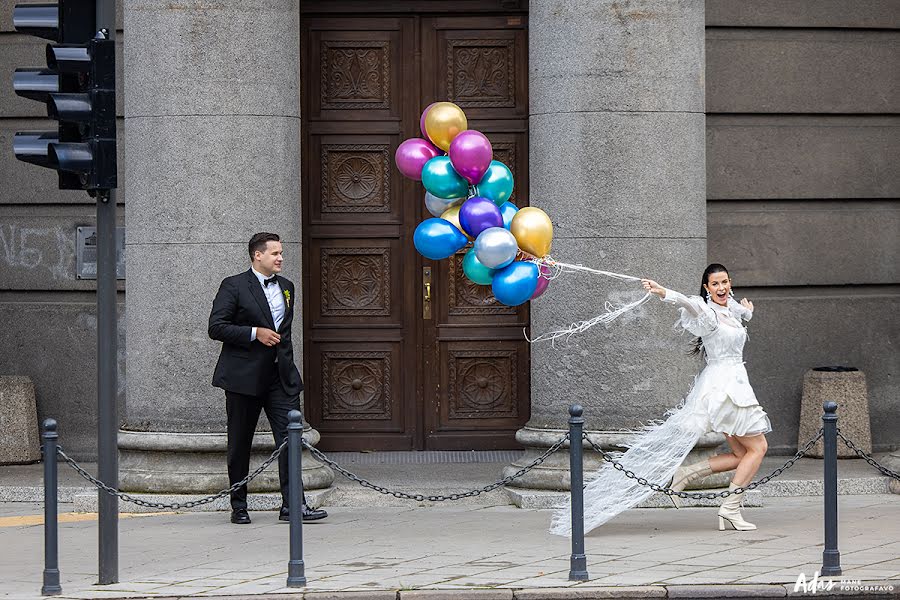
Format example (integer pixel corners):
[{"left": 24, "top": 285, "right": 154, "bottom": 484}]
[{"left": 263, "top": 276, "right": 278, "bottom": 287}]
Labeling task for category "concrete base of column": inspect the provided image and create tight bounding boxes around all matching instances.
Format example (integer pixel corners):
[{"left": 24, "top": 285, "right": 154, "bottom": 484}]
[
  {"left": 119, "top": 427, "right": 334, "bottom": 493},
  {"left": 887, "top": 450, "right": 900, "bottom": 494},
  {"left": 503, "top": 426, "right": 729, "bottom": 491}
]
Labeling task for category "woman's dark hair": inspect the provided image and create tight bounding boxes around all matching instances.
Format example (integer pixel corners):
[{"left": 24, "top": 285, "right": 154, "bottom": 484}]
[
  {"left": 248, "top": 232, "right": 280, "bottom": 259},
  {"left": 690, "top": 263, "right": 729, "bottom": 356}
]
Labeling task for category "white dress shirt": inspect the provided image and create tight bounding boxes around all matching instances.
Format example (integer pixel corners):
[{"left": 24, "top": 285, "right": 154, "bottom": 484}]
[{"left": 250, "top": 267, "right": 286, "bottom": 341}]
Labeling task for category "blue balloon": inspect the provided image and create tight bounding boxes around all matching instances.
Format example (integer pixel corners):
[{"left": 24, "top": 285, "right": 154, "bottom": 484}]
[
  {"left": 492, "top": 261, "right": 539, "bottom": 306},
  {"left": 422, "top": 156, "right": 469, "bottom": 200},
  {"left": 462, "top": 248, "right": 495, "bottom": 285},
  {"left": 414, "top": 218, "right": 468, "bottom": 260},
  {"left": 499, "top": 201, "right": 518, "bottom": 229},
  {"left": 477, "top": 160, "right": 514, "bottom": 206}
]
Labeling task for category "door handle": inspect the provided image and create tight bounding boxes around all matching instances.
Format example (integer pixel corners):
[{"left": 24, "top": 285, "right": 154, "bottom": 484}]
[{"left": 423, "top": 267, "right": 432, "bottom": 320}]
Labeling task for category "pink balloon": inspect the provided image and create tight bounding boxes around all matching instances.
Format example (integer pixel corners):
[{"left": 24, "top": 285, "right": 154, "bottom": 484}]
[
  {"left": 531, "top": 264, "right": 552, "bottom": 299},
  {"left": 395, "top": 138, "right": 440, "bottom": 181},
  {"left": 420, "top": 102, "right": 437, "bottom": 139},
  {"left": 449, "top": 130, "right": 493, "bottom": 185}
]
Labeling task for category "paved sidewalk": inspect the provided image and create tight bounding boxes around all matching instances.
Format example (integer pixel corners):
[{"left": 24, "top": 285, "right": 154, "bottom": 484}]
[{"left": 1, "top": 495, "right": 898, "bottom": 599}]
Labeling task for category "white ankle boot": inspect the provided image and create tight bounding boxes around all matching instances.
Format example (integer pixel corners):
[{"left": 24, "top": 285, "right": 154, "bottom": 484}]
[
  {"left": 718, "top": 482, "right": 756, "bottom": 531},
  {"left": 668, "top": 459, "right": 713, "bottom": 508}
]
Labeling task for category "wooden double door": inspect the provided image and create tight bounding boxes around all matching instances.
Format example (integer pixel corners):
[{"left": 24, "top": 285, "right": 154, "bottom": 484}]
[{"left": 301, "top": 6, "right": 529, "bottom": 451}]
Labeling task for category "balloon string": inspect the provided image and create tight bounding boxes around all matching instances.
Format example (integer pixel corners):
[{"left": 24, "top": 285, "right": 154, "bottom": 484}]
[{"left": 523, "top": 254, "right": 651, "bottom": 344}]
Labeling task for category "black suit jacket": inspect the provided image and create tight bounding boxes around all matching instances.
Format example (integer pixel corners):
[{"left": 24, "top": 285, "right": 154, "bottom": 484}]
[{"left": 208, "top": 269, "right": 303, "bottom": 396}]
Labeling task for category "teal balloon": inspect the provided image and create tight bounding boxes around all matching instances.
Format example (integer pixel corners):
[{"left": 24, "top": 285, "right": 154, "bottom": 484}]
[
  {"left": 414, "top": 218, "right": 468, "bottom": 260},
  {"left": 477, "top": 160, "right": 514, "bottom": 206},
  {"left": 499, "top": 201, "right": 518, "bottom": 229},
  {"left": 422, "top": 156, "right": 469, "bottom": 200},
  {"left": 492, "top": 261, "right": 539, "bottom": 306},
  {"left": 462, "top": 248, "right": 495, "bottom": 285}
]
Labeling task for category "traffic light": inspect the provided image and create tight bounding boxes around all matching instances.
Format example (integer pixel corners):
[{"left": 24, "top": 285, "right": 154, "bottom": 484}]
[{"left": 12, "top": 0, "right": 117, "bottom": 192}]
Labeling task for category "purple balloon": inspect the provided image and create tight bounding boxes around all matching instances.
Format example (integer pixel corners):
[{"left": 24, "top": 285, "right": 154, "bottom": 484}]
[
  {"left": 395, "top": 138, "right": 440, "bottom": 181},
  {"left": 449, "top": 130, "right": 493, "bottom": 185},
  {"left": 420, "top": 102, "right": 437, "bottom": 139},
  {"left": 459, "top": 196, "right": 503, "bottom": 238},
  {"left": 531, "top": 264, "right": 552, "bottom": 299}
]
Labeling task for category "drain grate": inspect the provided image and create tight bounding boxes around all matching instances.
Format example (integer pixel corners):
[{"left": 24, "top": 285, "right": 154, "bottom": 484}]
[{"left": 322, "top": 450, "right": 524, "bottom": 465}]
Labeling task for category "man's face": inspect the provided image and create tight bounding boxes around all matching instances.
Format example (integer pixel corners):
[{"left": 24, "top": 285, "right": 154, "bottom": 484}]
[{"left": 253, "top": 241, "right": 283, "bottom": 276}]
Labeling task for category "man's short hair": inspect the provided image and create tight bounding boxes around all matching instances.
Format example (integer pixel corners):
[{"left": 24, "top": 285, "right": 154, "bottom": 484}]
[{"left": 248, "top": 232, "right": 280, "bottom": 259}]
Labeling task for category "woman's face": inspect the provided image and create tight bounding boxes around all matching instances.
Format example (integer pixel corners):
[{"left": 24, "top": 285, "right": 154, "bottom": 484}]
[{"left": 704, "top": 271, "right": 731, "bottom": 306}]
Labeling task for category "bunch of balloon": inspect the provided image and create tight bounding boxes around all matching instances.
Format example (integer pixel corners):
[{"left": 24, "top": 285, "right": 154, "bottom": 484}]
[{"left": 396, "top": 101, "right": 553, "bottom": 307}]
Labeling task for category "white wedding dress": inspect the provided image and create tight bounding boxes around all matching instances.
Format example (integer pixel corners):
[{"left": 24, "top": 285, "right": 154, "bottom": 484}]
[{"left": 550, "top": 288, "right": 772, "bottom": 536}]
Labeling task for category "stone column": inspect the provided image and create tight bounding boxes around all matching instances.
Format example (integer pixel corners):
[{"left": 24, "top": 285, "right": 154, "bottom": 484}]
[
  {"left": 506, "top": 0, "right": 717, "bottom": 490},
  {"left": 121, "top": 1, "right": 332, "bottom": 492}
]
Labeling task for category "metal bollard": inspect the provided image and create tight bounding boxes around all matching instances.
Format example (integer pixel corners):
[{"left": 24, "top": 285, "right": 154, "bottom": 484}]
[
  {"left": 821, "top": 401, "right": 841, "bottom": 576},
  {"left": 568, "top": 404, "right": 589, "bottom": 581},
  {"left": 42, "top": 419, "right": 62, "bottom": 596},
  {"left": 286, "top": 410, "right": 306, "bottom": 588}
]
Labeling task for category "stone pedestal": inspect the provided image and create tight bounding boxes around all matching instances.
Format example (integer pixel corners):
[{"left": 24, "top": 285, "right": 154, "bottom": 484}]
[
  {"left": 0, "top": 376, "right": 40, "bottom": 465},
  {"left": 510, "top": 0, "right": 707, "bottom": 490},
  {"left": 119, "top": 426, "right": 333, "bottom": 493},
  {"left": 503, "top": 428, "right": 728, "bottom": 491},
  {"left": 121, "top": 0, "right": 333, "bottom": 492},
  {"left": 798, "top": 367, "right": 871, "bottom": 458}
]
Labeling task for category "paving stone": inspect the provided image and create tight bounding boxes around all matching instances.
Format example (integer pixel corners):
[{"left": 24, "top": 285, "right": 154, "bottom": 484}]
[
  {"left": 514, "top": 586, "right": 666, "bottom": 599},
  {"left": 667, "top": 583, "right": 788, "bottom": 597},
  {"left": 400, "top": 590, "right": 512, "bottom": 600},
  {"left": 306, "top": 592, "right": 397, "bottom": 600}
]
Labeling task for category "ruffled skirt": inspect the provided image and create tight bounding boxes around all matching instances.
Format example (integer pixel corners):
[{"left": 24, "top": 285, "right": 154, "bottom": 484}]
[{"left": 685, "top": 361, "right": 772, "bottom": 437}]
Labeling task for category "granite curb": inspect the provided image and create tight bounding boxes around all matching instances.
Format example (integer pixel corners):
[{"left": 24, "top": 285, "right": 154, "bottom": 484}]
[{"left": 79, "top": 582, "right": 900, "bottom": 600}]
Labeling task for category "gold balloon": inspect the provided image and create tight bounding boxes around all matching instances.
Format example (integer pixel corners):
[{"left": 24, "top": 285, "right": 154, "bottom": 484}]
[
  {"left": 441, "top": 204, "right": 472, "bottom": 240},
  {"left": 510, "top": 207, "right": 553, "bottom": 258},
  {"left": 424, "top": 102, "right": 468, "bottom": 151}
]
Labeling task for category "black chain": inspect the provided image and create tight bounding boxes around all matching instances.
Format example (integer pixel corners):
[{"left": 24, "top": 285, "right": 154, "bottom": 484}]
[
  {"left": 56, "top": 440, "right": 287, "bottom": 510},
  {"left": 301, "top": 433, "right": 569, "bottom": 502},
  {"left": 837, "top": 428, "right": 900, "bottom": 480},
  {"left": 582, "top": 429, "right": 825, "bottom": 499}
]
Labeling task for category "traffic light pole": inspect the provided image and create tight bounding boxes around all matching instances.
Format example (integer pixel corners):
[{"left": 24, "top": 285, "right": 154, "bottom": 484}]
[
  {"left": 95, "top": 0, "right": 117, "bottom": 586},
  {"left": 96, "top": 188, "right": 118, "bottom": 585}
]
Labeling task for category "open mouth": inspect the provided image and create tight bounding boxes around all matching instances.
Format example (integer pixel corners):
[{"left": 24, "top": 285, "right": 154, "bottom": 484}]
[{"left": 716, "top": 291, "right": 727, "bottom": 300}]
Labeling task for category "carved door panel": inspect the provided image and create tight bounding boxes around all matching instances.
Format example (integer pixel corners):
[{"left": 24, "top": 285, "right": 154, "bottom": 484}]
[
  {"left": 420, "top": 16, "right": 530, "bottom": 449},
  {"left": 301, "top": 11, "right": 529, "bottom": 451},
  {"left": 302, "top": 17, "right": 419, "bottom": 450}
]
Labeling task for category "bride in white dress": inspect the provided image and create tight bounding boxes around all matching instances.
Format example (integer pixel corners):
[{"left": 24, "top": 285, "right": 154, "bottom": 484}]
[{"left": 550, "top": 263, "right": 771, "bottom": 536}]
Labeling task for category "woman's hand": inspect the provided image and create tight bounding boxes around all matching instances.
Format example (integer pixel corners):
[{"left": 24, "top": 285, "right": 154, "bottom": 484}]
[
  {"left": 740, "top": 298, "right": 754, "bottom": 312},
  {"left": 641, "top": 279, "right": 666, "bottom": 298}
]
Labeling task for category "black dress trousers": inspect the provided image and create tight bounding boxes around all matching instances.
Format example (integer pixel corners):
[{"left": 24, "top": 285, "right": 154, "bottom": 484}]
[{"left": 224, "top": 360, "right": 302, "bottom": 511}]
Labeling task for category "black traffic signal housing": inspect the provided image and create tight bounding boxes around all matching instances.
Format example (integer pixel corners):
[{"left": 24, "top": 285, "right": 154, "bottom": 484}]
[{"left": 12, "top": 0, "right": 117, "bottom": 192}]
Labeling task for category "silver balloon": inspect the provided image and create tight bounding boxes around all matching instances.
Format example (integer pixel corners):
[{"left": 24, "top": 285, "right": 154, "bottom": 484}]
[
  {"left": 474, "top": 227, "right": 518, "bottom": 269},
  {"left": 425, "top": 191, "right": 464, "bottom": 218}
]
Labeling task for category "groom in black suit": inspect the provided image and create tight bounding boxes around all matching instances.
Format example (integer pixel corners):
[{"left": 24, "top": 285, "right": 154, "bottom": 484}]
[{"left": 208, "top": 232, "right": 327, "bottom": 524}]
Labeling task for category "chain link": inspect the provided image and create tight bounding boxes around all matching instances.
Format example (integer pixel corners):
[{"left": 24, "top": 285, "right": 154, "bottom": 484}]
[
  {"left": 836, "top": 428, "right": 900, "bottom": 480},
  {"left": 301, "top": 433, "right": 570, "bottom": 502},
  {"left": 582, "top": 429, "right": 825, "bottom": 499},
  {"left": 54, "top": 426, "right": 894, "bottom": 510},
  {"left": 56, "top": 440, "right": 287, "bottom": 510}
]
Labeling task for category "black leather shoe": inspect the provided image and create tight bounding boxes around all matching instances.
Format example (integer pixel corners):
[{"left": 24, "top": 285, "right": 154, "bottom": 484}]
[
  {"left": 230, "top": 508, "right": 251, "bottom": 524},
  {"left": 279, "top": 505, "right": 328, "bottom": 522}
]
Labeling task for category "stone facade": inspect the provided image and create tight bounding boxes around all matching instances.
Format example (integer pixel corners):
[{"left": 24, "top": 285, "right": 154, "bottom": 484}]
[{"left": 0, "top": 1, "right": 896, "bottom": 467}]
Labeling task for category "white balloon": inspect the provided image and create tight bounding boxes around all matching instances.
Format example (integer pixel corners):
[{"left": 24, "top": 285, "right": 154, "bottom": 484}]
[
  {"left": 474, "top": 227, "right": 517, "bottom": 269},
  {"left": 425, "top": 192, "right": 464, "bottom": 218}
]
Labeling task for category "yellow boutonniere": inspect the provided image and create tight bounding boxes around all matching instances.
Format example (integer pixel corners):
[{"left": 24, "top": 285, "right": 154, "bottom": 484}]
[{"left": 283, "top": 289, "right": 291, "bottom": 309}]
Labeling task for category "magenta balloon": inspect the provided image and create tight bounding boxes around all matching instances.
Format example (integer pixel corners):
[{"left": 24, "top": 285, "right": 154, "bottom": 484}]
[
  {"left": 449, "top": 130, "right": 493, "bottom": 185},
  {"left": 459, "top": 196, "right": 503, "bottom": 238},
  {"left": 531, "top": 264, "right": 552, "bottom": 299},
  {"left": 395, "top": 138, "right": 440, "bottom": 181},
  {"left": 420, "top": 102, "right": 437, "bottom": 138}
]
